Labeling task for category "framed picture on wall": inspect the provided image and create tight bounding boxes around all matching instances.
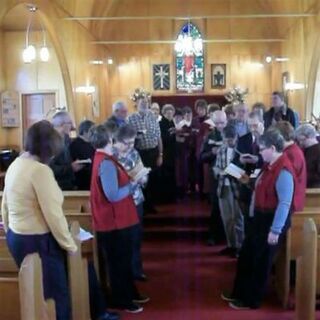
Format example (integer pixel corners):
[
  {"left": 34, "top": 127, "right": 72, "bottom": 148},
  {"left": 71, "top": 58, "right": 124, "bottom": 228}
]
[
  {"left": 211, "top": 64, "right": 226, "bottom": 89},
  {"left": 1, "top": 90, "right": 20, "bottom": 127},
  {"left": 153, "top": 64, "right": 170, "bottom": 90}
]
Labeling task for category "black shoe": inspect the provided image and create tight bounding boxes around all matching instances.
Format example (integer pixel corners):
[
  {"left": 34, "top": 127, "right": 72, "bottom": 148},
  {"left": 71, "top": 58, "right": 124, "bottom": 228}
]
[
  {"left": 125, "top": 303, "right": 143, "bottom": 313},
  {"left": 207, "top": 238, "right": 216, "bottom": 246},
  {"left": 218, "top": 247, "right": 234, "bottom": 255},
  {"left": 132, "top": 294, "right": 150, "bottom": 304},
  {"left": 220, "top": 291, "right": 237, "bottom": 302},
  {"left": 229, "top": 300, "right": 250, "bottom": 310},
  {"left": 135, "top": 273, "right": 148, "bottom": 282},
  {"left": 97, "top": 311, "right": 120, "bottom": 320}
]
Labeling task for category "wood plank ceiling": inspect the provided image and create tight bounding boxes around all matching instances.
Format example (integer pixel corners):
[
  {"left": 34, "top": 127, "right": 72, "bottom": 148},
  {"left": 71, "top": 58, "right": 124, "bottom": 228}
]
[{"left": 1, "top": 0, "right": 319, "bottom": 44}]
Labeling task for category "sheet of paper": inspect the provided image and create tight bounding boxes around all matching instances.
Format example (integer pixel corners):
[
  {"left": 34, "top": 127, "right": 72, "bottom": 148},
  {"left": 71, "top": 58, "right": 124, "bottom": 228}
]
[
  {"left": 76, "top": 158, "right": 92, "bottom": 164},
  {"left": 250, "top": 168, "right": 261, "bottom": 178},
  {"left": 208, "top": 139, "right": 222, "bottom": 146},
  {"left": 224, "top": 163, "right": 245, "bottom": 179},
  {"left": 77, "top": 227, "right": 94, "bottom": 242}
]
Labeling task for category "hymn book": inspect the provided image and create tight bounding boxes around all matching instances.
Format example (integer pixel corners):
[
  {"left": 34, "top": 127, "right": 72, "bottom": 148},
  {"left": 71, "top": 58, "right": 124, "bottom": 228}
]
[
  {"left": 224, "top": 163, "right": 245, "bottom": 179},
  {"left": 127, "top": 159, "right": 151, "bottom": 182}
]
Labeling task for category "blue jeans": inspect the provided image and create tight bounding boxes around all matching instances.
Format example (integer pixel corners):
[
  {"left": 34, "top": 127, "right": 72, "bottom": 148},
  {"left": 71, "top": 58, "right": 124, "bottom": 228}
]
[{"left": 6, "top": 229, "right": 71, "bottom": 320}]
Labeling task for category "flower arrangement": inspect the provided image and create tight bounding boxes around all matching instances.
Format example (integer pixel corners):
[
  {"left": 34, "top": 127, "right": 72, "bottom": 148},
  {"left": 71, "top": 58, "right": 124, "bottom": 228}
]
[
  {"left": 130, "top": 87, "right": 151, "bottom": 102},
  {"left": 224, "top": 86, "right": 249, "bottom": 105}
]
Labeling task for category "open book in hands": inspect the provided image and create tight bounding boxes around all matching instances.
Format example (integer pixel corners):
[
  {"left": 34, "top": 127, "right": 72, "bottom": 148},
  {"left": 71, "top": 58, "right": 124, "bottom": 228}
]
[
  {"left": 224, "top": 163, "right": 245, "bottom": 179},
  {"left": 127, "top": 159, "right": 151, "bottom": 182}
]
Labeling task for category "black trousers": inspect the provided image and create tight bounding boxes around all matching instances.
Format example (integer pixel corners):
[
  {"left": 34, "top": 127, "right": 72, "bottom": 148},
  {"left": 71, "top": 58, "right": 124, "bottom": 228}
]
[
  {"left": 137, "top": 147, "right": 159, "bottom": 208},
  {"left": 97, "top": 226, "right": 139, "bottom": 307},
  {"left": 231, "top": 211, "right": 290, "bottom": 308},
  {"left": 208, "top": 178, "right": 225, "bottom": 242}
]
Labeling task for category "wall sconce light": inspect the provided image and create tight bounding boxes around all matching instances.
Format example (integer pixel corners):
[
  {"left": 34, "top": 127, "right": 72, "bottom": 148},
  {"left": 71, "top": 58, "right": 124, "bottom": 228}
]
[
  {"left": 89, "top": 60, "right": 104, "bottom": 65},
  {"left": 275, "top": 57, "right": 289, "bottom": 62},
  {"left": 107, "top": 58, "right": 113, "bottom": 65},
  {"left": 22, "top": 5, "right": 50, "bottom": 63},
  {"left": 75, "top": 86, "right": 96, "bottom": 94},
  {"left": 284, "top": 82, "right": 305, "bottom": 91}
]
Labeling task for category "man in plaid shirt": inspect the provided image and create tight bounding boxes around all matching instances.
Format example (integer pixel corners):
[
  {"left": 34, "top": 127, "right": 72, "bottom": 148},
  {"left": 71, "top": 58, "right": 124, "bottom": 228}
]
[{"left": 128, "top": 97, "right": 163, "bottom": 213}]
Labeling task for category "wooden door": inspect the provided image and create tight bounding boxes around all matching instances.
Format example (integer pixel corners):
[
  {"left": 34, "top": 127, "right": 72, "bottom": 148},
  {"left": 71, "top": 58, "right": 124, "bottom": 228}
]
[{"left": 22, "top": 93, "right": 56, "bottom": 136}]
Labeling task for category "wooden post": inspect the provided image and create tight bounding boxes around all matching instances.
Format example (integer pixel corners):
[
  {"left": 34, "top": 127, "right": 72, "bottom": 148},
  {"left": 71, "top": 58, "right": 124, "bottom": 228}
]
[
  {"left": 19, "top": 253, "right": 56, "bottom": 320},
  {"left": 68, "top": 221, "right": 91, "bottom": 320},
  {"left": 295, "top": 218, "right": 317, "bottom": 320}
]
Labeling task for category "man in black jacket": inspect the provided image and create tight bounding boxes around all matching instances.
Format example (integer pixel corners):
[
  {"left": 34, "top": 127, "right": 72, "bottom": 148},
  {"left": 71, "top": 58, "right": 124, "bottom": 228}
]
[
  {"left": 200, "top": 110, "right": 227, "bottom": 245},
  {"left": 50, "top": 111, "right": 84, "bottom": 190},
  {"left": 233, "top": 111, "right": 264, "bottom": 236}
]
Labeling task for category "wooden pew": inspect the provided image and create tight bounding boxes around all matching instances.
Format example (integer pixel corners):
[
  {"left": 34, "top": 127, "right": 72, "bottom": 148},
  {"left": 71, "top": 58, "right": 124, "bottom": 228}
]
[
  {"left": 0, "top": 253, "right": 56, "bottom": 320},
  {"left": 0, "top": 236, "right": 18, "bottom": 275},
  {"left": 275, "top": 208, "right": 320, "bottom": 308},
  {"left": 68, "top": 221, "right": 91, "bottom": 320},
  {"left": 295, "top": 218, "right": 317, "bottom": 320},
  {"left": 0, "top": 277, "right": 20, "bottom": 320},
  {"left": 305, "top": 189, "right": 320, "bottom": 208},
  {"left": 19, "top": 253, "right": 56, "bottom": 320},
  {"left": 0, "top": 222, "right": 91, "bottom": 320},
  {"left": 62, "top": 191, "right": 90, "bottom": 213},
  {"left": 0, "top": 190, "right": 91, "bottom": 213}
]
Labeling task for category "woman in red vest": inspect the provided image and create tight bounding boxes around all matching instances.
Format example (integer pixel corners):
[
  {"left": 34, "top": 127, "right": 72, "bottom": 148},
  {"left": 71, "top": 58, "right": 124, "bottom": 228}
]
[
  {"left": 89, "top": 125, "right": 148, "bottom": 314},
  {"left": 221, "top": 128, "right": 295, "bottom": 309}
]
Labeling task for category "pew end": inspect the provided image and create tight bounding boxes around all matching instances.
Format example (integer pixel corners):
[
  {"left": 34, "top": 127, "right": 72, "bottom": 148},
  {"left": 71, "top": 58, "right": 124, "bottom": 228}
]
[
  {"left": 295, "top": 218, "right": 317, "bottom": 320},
  {"left": 19, "top": 253, "right": 57, "bottom": 320},
  {"left": 68, "top": 221, "right": 91, "bottom": 320}
]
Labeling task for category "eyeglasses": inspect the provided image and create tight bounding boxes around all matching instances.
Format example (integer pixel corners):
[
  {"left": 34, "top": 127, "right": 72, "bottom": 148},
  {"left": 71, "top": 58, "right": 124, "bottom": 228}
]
[{"left": 121, "top": 140, "right": 135, "bottom": 146}]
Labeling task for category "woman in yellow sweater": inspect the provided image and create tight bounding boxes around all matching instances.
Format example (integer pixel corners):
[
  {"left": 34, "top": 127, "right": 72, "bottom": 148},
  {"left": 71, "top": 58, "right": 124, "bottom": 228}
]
[{"left": 1, "top": 120, "right": 77, "bottom": 320}]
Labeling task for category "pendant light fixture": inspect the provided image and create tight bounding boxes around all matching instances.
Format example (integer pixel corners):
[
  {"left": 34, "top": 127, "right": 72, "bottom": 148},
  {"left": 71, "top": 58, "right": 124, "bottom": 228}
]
[{"left": 22, "top": 5, "right": 50, "bottom": 63}]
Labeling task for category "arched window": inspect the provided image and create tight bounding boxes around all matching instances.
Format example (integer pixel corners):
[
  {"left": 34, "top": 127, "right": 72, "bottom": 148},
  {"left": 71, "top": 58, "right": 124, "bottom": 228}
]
[{"left": 175, "top": 22, "right": 204, "bottom": 92}]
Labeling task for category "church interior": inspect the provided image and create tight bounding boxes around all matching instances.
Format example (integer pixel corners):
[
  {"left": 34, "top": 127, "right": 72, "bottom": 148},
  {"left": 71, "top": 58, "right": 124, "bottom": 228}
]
[{"left": 1, "top": 0, "right": 320, "bottom": 319}]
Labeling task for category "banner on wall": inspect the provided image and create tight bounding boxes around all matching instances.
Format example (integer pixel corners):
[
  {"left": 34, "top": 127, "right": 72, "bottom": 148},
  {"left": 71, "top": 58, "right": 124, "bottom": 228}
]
[{"left": 1, "top": 90, "right": 20, "bottom": 127}]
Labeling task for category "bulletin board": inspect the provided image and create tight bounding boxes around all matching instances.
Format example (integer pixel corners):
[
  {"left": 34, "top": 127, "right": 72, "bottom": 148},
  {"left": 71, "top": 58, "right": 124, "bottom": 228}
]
[{"left": 1, "top": 90, "right": 20, "bottom": 127}]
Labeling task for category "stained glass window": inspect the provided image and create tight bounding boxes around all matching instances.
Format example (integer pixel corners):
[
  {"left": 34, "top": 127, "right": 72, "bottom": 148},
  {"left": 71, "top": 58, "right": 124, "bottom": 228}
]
[{"left": 175, "top": 22, "right": 204, "bottom": 92}]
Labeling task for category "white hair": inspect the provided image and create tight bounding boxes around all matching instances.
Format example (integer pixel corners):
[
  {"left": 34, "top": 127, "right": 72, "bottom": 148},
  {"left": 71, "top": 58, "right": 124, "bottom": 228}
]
[
  {"left": 51, "top": 111, "right": 71, "bottom": 127},
  {"left": 295, "top": 123, "right": 317, "bottom": 139},
  {"left": 212, "top": 110, "right": 227, "bottom": 122},
  {"left": 112, "top": 101, "right": 126, "bottom": 113}
]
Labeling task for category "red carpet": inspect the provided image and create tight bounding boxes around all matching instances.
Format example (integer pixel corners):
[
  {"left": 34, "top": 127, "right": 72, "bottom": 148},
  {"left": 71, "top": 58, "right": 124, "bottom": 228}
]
[{"left": 119, "top": 198, "right": 314, "bottom": 320}]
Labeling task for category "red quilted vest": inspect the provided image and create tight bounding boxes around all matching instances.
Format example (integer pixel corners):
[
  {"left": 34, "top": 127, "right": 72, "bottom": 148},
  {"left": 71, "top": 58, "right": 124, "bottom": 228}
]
[
  {"left": 90, "top": 151, "right": 138, "bottom": 231},
  {"left": 255, "top": 153, "right": 295, "bottom": 212}
]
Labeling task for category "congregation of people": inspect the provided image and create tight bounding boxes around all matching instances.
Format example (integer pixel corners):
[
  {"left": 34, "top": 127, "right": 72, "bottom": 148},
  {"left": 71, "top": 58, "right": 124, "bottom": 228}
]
[{"left": 3, "top": 87, "right": 320, "bottom": 318}]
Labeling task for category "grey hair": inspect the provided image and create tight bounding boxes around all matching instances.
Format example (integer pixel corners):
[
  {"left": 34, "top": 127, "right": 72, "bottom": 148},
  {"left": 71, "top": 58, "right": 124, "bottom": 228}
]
[
  {"left": 259, "top": 128, "right": 285, "bottom": 152},
  {"left": 295, "top": 123, "right": 317, "bottom": 139},
  {"left": 162, "top": 104, "right": 175, "bottom": 116},
  {"left": 88, "top": 125, "right": 110, "bottom": 148},
  {"left": 114, "top": 124, "right": 137, "bottom": 142},
  {"left": 212, "top": 110, "right": 227, "bottom": 122},
  {"left": 112, "top": 101, "right": 126, "bottom": 113},
  {"left": 51, "top": 111, "right": 71, "bottom": 127}
]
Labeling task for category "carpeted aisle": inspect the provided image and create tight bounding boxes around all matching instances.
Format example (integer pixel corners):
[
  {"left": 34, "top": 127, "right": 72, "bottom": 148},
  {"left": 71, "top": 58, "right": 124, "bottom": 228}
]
[{"left": 120, "top": 198, "right": 298, "bottom": 320}]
